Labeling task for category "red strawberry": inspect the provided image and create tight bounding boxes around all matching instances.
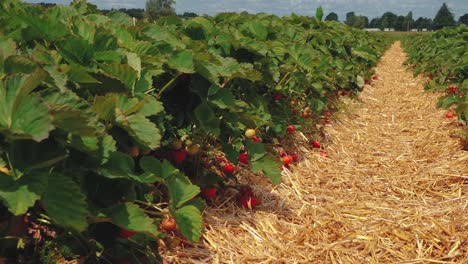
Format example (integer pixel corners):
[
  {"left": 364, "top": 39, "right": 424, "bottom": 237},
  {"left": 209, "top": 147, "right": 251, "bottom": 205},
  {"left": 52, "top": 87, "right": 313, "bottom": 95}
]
[
  {"left": 170, "top": 149, "right": 187, "bottom": 164},
  {"left": 118, "top": 229, "right": 136, "bottom": 238},
  {"left": 312, "top": 140, "right": 321, "bottom": 149},
  {"left": 251, "top": 136, "right": 261, "bottom": 142},
  {"left": 286, "top": 125, "right": 295, "bottom": 134},
  {"left": 324, "top": 111, "right": 331, "bottom": 117},
  {"left": 291, "top": 108, "right": 298, "bottom": 114},
  {"left": 201, "top": 187, "right": 218, "bottom": 199},
  {"left": 372, "top": 75, "right": 378, "bottom": 80},
  {"left": 238, "top": 153, "right": 249, "bottom": 165},
  {"left": 448, "top": 86, "right": 458, "bottom": 94},
  {"left": 223, "top": 163, "right": 235, "bottom": 174},
  {"left": 240, "top": 186, "right": 254, "bottom": 197},
  {"left": 319, "top": 151, "right": 329, "bottom": 158},
  {"left": 239, "top": 195, "right": 261, "bottom": 209},
  {"left": 446, "top": 111, "right": 455, "bottom": 119},
  {"left": 282, "top": 163, "right": 291, "bottom": 170},
  {"left": 324, "top": 116, "right": 332, "bottom": 123},
  {"left": 273, "top": 93, "right": 282, "bottom": 101},
  {"left": 364, "top": 79, "right": 370, "bottom": 85},
  {"left": 282, "top": 155, "right": 293, "bottom": 164},
  {"left": 291, "top": 153, "right": 298, "bottom": 162},
  {"left": 215, "top": 156, "right": 225, "bottom": 164}
]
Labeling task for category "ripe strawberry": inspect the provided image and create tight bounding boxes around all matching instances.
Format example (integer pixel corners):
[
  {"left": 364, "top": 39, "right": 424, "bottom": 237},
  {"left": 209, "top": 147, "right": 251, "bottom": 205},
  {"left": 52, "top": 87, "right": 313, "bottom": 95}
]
[
  {"left": 160, "top": 217, "right": 177, "bottom": 232},
  {"left": 281, "top": 163, "right": 291, "bottom": 170},
  {"left": 282, "top": 155, "right": 293, "bottom": 164},
  {"left": 324, "top": 111, "right": 331, "bottom": 117},
  {"left": 240, "top": 186, "right": 254, "bottom": 197},
  {"left": 448, "top": 86, "right": 458, "bottom": 94},
  {"left": 215, "top": 156, "right": 225, "bottom": 164},
  {"left": 251, "top": 136, "right": 261, "bottom": 142},
  {"left": 312, "top": 140, "right": 321, "bottom": 149},
  {"left": 286, "top": 125, "right": 295, "bottom": 134},
  {"left": 118, "top": 229, "right": 136, "bottom": 238},
  {"left": 364, "top": 79, "right": 370, "bottom": 85},
  {"left": 273, "top": 93, "right": 282, "bottom": 101},
  {"left": 319, "top": 151, "right": 329, "bottom": 158},
  {"left": 291, "top": 108, "right": 298, "bottom": 115},
  {"left": 291, "top": 153, "right": 298, "bottom": 162},
  {"left": 170, "top": 149, "right": 187, "bottom": 164},
  {"left": 446, "top": 111, "right": 455, "bottom": 119},
  {"left": 372, "top": 75, "right": 378, "bottom": 80},
  {"left": 238, "top": 153, "right": 249, "bottom": 165},
  {"left": 223, "top": 163, "right": 235, "bottom": 174},
  {"left": 324, "top": 116, "right": 332, "bottom": 123},
  {"left": 239, "top": 195, "right": 261, "bottom": 209},
  {"left": 201, "top": 187, "right": 218, "bottom": 199}
]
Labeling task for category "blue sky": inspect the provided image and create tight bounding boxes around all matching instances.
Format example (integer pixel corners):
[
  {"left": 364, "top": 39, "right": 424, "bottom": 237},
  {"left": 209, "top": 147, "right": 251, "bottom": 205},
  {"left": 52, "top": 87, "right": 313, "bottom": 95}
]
[{"left": 25, "top": 0, "right": 468, "bottom": 20}]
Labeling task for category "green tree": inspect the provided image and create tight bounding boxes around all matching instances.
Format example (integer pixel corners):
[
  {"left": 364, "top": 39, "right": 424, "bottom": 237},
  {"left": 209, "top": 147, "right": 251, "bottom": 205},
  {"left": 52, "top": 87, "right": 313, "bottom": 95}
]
[
  {"left": 414, "top": 17, "right": 432, "bottom": 31},
  {"left": 325, "top": 12, "right": 338, "bottom": 21},
  {"left": 345, "top": 12, "right": 356, "bottom": 27},
  {"left": 432, "top": 3, "right": 455, "bottom": 30},
  {"left": 403, "top": 11, "right": 414, "bottom": 30},
  {"left": 145, "top": 0, "right": 175, "bottom": 21},
  {"left": 459, "top": 13, "right": 468, "bottom": 25}
]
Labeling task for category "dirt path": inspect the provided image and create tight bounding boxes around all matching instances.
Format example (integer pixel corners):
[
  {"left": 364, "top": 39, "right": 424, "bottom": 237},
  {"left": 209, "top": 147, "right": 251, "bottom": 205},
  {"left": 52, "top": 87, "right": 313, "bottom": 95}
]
[{"left": 169, "top": 42, "right": 467, "bottom": 263}]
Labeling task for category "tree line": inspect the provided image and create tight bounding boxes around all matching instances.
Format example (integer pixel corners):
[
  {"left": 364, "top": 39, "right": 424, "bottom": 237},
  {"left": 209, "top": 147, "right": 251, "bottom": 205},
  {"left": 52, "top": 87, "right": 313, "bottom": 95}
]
[
  {"left": 35, "top": 1, "right": 468, "bottom": 31},
  {"left": 326, "top": 3, "right": 468, "bottom": 30}
]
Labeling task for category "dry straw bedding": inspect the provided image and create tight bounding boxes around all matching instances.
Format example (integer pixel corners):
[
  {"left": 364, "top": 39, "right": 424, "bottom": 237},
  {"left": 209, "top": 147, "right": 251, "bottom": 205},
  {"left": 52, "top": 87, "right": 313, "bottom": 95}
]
[{"left": 167, "top": 42, "right": 467, "bottom": 263}]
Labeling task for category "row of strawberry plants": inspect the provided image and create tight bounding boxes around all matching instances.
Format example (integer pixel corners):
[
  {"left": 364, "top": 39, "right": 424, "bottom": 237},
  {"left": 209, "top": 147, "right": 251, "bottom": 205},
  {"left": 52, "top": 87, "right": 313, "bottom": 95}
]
[
  {"left": 402, "top": 25, "right": 467, "bottom": 123},
  {"left": 0, "top": 1, "right": 390, "bottom": 262}
]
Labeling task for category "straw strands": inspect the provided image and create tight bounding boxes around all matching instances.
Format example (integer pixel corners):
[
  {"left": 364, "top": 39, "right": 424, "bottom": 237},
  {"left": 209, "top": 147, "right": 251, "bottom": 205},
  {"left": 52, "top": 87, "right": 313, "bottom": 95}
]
[{"left": 166, "top": 42, "right": 467, "bottom": 263}]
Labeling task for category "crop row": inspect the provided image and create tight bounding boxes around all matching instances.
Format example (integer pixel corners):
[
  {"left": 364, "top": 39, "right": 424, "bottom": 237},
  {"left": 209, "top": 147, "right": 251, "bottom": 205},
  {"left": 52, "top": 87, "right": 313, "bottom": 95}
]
[
  {"left": 0, "top": 1, "right": 389, "bottom": 262},
  {"left": 403, "top": 25, "right": 467, "bottom": 122}
]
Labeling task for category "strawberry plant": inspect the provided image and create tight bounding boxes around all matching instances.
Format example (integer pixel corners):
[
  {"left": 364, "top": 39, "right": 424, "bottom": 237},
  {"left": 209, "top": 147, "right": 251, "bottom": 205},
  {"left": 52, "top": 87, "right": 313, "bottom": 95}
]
[
  {"left": 0, "top": 1, "right": 389, "bottom": 261},
  {"left": 403, "top": 25, "right": 468, "bottom": 122}
]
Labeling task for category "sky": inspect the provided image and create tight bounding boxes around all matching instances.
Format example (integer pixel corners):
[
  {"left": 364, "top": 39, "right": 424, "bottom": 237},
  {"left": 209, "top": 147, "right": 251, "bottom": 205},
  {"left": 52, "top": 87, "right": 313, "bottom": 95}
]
[{"left": 25, "top": 0, "right": 468, "bottom": 20}]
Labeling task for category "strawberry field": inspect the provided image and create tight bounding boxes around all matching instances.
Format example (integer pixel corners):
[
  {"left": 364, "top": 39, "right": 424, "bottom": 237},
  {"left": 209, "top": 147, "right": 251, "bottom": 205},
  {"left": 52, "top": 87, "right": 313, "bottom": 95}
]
[
  {"left": 403, "top": 25, "right": 467, "bottom": 125},
  {"left": 1, "top": 0, "right": 444, "bottom": 263}
]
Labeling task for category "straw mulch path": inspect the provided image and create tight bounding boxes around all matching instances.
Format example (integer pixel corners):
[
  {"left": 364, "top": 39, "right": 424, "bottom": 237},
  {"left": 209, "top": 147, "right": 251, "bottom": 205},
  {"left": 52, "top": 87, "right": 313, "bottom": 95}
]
[{"left": 167, "top": 42, "right": 468, "bottom": 263}]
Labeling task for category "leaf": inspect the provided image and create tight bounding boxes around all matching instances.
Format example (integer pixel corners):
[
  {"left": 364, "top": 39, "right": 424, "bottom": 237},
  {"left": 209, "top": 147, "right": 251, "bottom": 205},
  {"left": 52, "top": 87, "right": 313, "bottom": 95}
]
[
  {"left": 126, "top": 52, "right": 141, "bottom": 77},
  {"left": 245, "top": 141, "right": 265, "bottom": 162},
  {"left": 166, "top": 174, "right": 200, "bottom": 209},
  {"left": 100, "top": 152, "right": 137, "bottom": 180},
  {"left": 115, "top": 113, "right": 162, "bottom": 149},
  {"left": 251, "top": 156, "right": 282, "bottom": 185},
  {"left": 42, "top": 173, "right": 89, "bottom": 231},
  {"left": 105, "top": 203, "right": 159, "bottom": 237},
  {"left": 99, "top": 63, "right": 138, "bottom": 91},
  {"left": 168, "top": 51, "right": 195, "bottom": 73},
  {"left": 194, "top": 102, "right": 220, "bottom": 136},
  {"left": 91, "top": 94, "right": 119, "bottom": 121},
  {"left": 173, "top": 205, "right": 203, "bottom": 242},
  {"left": 0, "top": 173, "right": 46, "bottom": 215},
  {"left": 140, "top": 157, "right": 179, "bottom": 180},
  {"left": 4, "top": 55, "right": 37, "bottom": 74},
  {"left": 0, "top": 72, "right": 53, "bottom": 141},
  {"left": 57, "top": 37, "right": 94, "bottom": 65}
]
